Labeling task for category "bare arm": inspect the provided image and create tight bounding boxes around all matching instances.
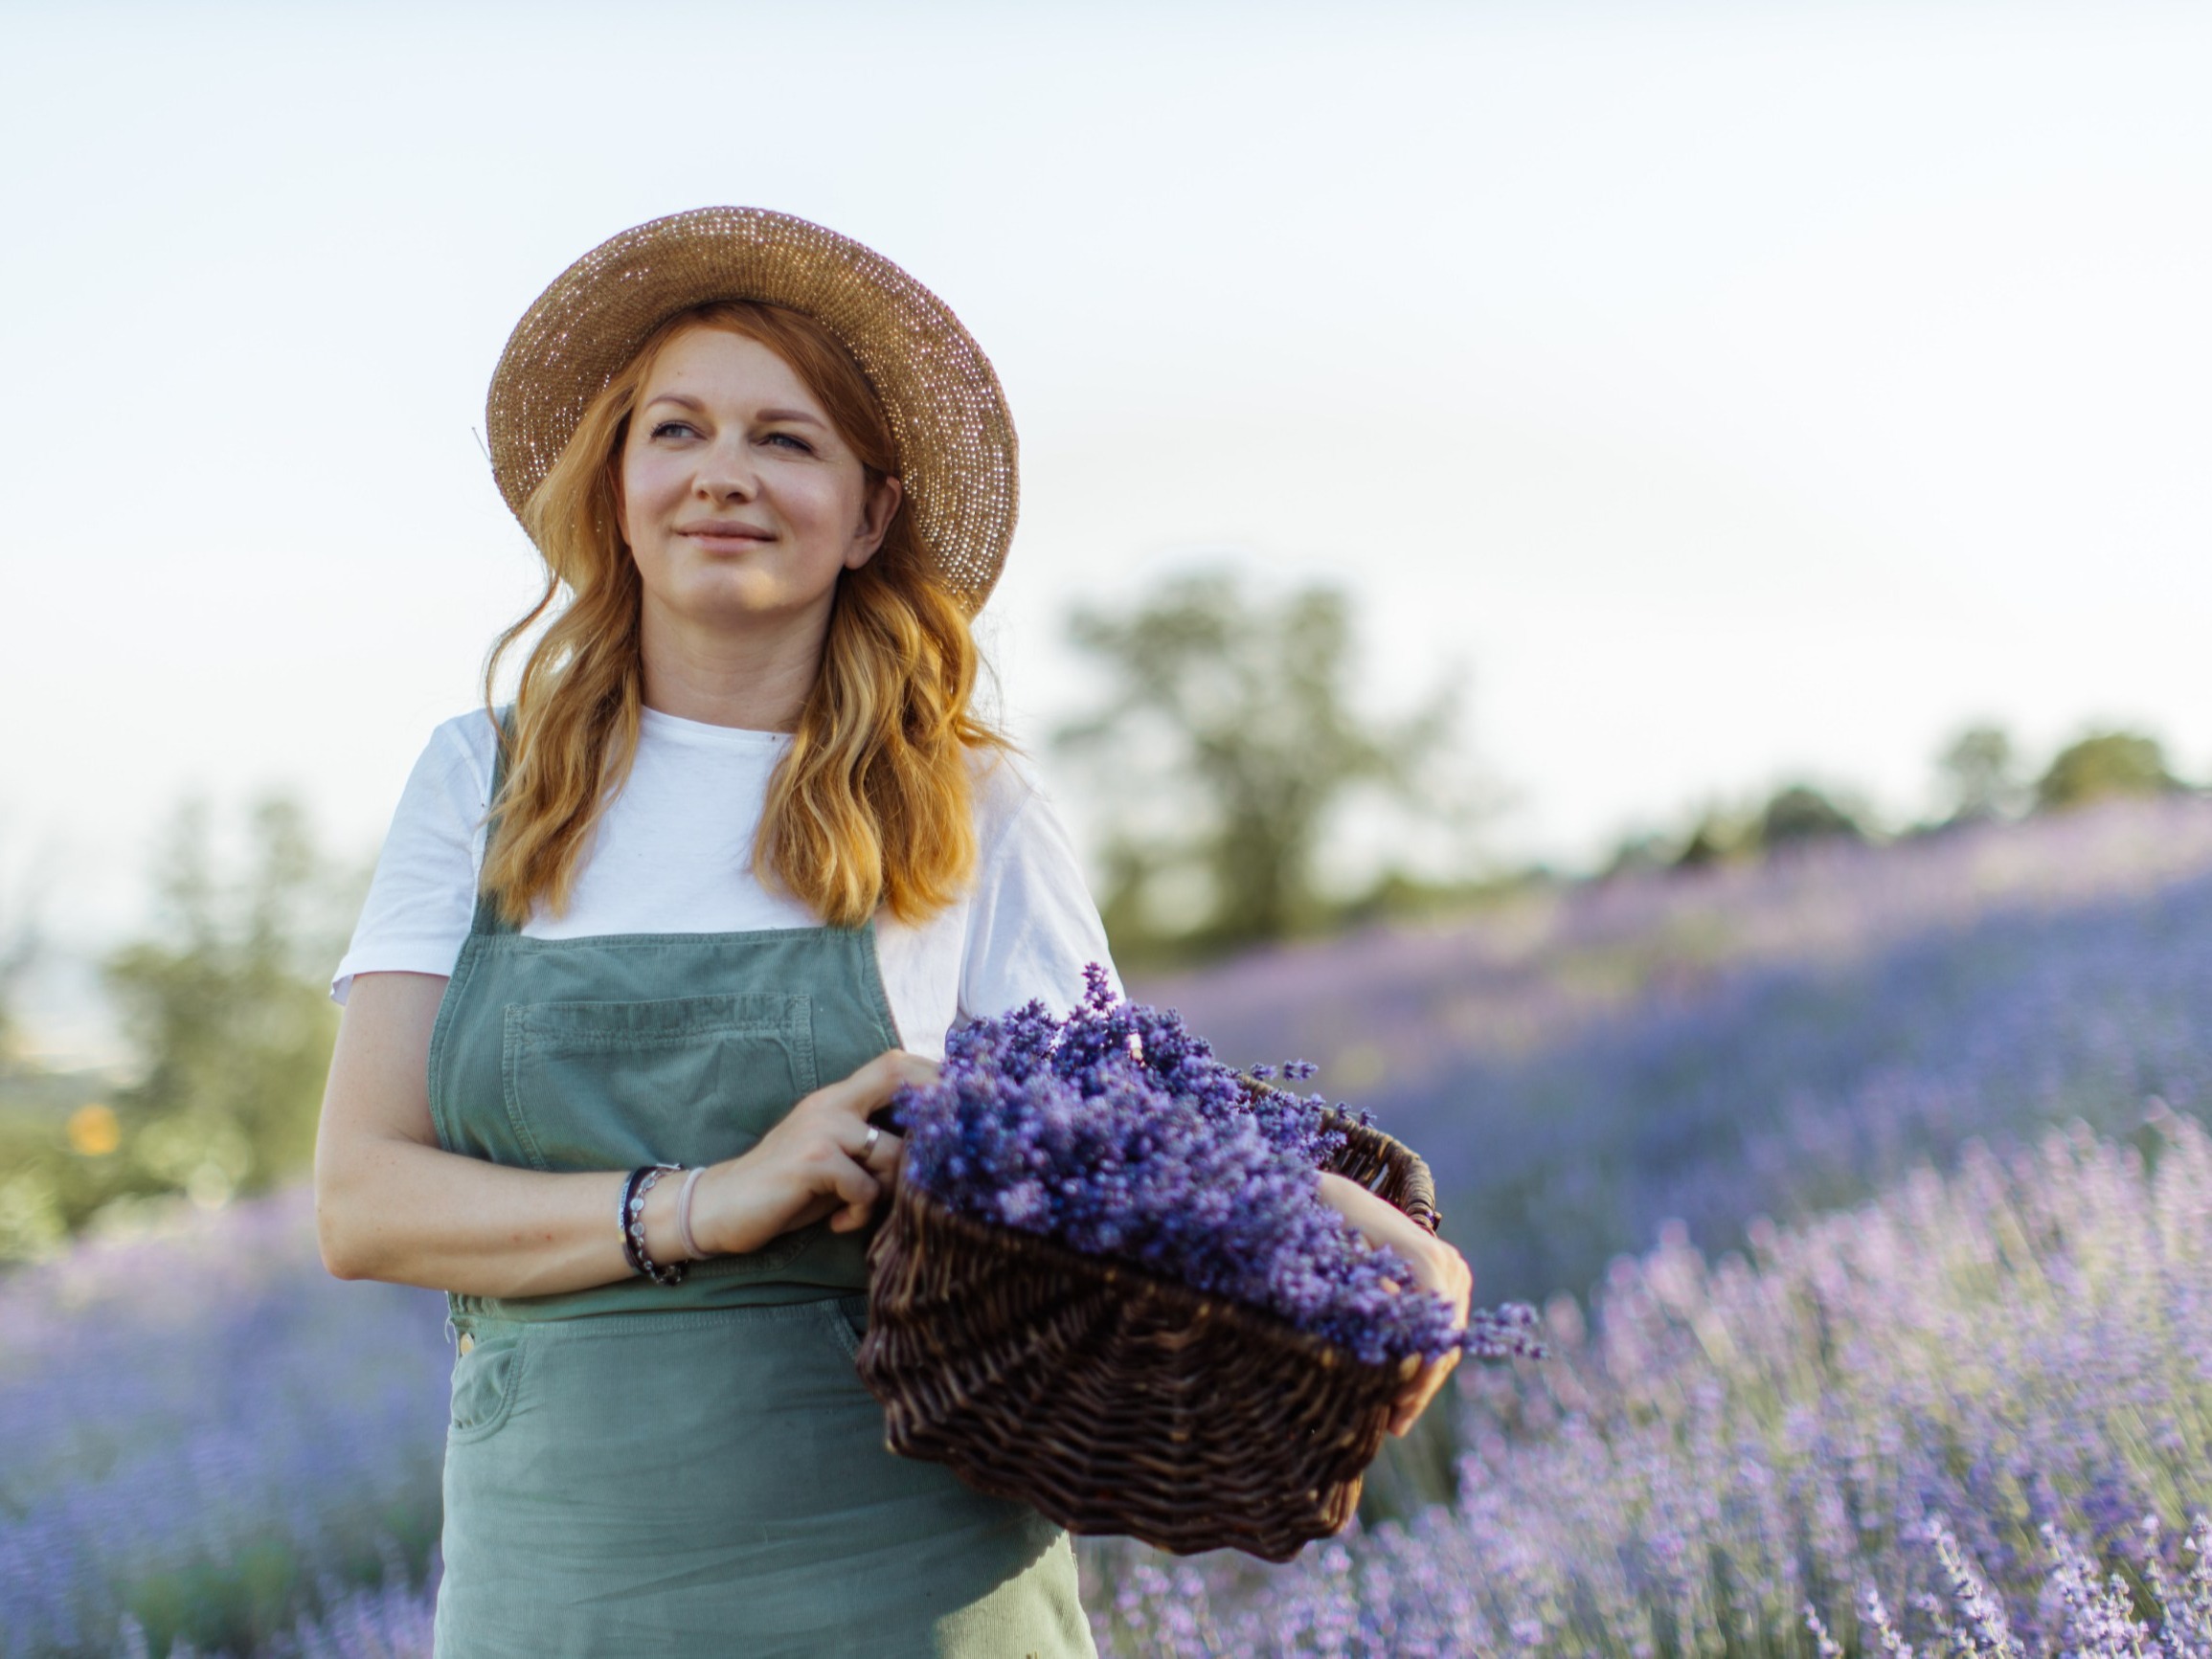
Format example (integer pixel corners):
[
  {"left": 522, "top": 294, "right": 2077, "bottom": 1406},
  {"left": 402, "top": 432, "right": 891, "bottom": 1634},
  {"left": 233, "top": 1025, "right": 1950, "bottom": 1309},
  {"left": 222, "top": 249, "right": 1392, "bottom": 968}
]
[{"left": 313, "top": 971, "right": 929, "bottom": 1298}]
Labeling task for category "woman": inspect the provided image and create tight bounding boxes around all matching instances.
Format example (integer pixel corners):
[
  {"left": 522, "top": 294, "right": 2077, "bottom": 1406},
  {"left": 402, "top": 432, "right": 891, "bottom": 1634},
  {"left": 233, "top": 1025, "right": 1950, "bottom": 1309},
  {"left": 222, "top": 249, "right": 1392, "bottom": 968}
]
[{"left": 315, "top": 208, "right": 1470, "bottom": 1658}]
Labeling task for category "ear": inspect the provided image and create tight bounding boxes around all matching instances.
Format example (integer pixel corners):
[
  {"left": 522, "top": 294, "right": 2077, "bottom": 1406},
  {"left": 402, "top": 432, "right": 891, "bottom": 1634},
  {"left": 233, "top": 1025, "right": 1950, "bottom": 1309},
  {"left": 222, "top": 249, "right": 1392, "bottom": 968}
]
[{"left": 845, "top": 473, "right": 904, "bottom": 571}]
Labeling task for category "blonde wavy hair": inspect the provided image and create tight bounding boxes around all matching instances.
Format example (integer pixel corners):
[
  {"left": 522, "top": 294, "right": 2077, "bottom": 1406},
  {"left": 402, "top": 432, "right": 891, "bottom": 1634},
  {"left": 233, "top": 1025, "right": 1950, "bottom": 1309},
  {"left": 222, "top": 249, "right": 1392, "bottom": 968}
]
[{"left": 480, "top": 301, "right": 1006, "bottom": 929}]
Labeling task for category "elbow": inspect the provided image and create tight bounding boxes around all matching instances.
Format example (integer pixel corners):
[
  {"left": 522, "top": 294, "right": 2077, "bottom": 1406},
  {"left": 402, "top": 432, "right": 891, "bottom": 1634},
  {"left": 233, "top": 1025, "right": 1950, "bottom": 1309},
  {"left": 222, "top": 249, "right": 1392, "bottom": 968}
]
[
  {"left": 318, "top": 1235, "right": 365, "bottom": 1282},
  {"left": 312, "top": 1164, "right": 375, "bottom": 1282},
  {"left": 315, "top": 1209, "right": 365, "bottom": 1282}
]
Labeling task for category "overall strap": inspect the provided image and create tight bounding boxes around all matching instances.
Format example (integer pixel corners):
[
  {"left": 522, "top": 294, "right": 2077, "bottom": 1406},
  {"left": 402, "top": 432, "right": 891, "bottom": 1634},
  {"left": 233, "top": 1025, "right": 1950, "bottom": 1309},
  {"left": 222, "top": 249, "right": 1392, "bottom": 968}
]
[{"left": 468, "top": 707, "right": 519, "bottom": 938}]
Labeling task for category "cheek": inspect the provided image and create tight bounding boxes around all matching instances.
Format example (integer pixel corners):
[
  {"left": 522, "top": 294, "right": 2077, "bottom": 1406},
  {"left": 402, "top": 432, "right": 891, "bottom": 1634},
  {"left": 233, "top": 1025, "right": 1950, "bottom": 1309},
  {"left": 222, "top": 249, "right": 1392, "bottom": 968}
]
[
  {"left": 784, "top": 469, "right": 868, "bottom": 543},
  {"left": 619, "top": 453, "right": 683, "bottom": 541}
]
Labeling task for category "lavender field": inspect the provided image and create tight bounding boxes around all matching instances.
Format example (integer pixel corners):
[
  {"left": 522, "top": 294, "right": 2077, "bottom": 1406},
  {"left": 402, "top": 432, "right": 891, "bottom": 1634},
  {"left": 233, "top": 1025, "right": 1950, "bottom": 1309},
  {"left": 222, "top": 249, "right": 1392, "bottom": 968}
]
[
  {"left": 0, "top": 1196, "right": 447, "bottom": 1658},
  {"left": 1151, "top": 797, "right": 2212, "bottom": 1304},
  {"left": 1093, "top": 1107, "right": 2212, "bottom": 1655},
  {"left": 6, "top": 798, "right": 2211, "bottom": 1656}
]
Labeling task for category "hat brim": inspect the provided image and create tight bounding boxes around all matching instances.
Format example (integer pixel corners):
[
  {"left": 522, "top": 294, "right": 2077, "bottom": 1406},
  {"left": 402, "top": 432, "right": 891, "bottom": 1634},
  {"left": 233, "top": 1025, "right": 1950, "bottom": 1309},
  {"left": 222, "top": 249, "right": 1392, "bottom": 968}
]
[{"left": 485, "top": 208, "right": 1016, "bottom": 613}]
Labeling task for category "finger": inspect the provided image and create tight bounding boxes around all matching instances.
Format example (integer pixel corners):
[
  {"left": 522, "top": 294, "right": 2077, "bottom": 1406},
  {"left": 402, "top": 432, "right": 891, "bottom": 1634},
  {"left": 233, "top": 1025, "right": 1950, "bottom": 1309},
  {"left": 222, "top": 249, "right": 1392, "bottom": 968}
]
[
  {"left": 789, "top": 1191, "right": 842, "bottom": 1232},
  {"left": 1388, "top": 1354, "right": 1457, "bottom": 1437},
  {"left": 1388, "top": 1358, "right": 1429, "bottom": 1435},
  {"left": 1389, "top": 1367, "right": 1431, "bottom": 1435},
  {"left": 852, "top": 1125, "right": 905, "bottom": 1175},
  {"left": 829, "top": 1157, "right": 881, "bottom": 1215},
  {"left": 1389, "top": 1380, "right": 1437, "bottom": 1436},
  {"left": 825, "top": 1050, "right": 941, "bottom": 1119}
]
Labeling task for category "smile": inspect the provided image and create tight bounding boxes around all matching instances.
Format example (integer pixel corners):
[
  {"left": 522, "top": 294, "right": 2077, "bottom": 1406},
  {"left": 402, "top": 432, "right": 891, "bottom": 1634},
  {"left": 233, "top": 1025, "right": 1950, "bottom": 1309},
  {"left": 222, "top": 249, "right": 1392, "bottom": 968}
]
[{"left": 679, "top": 522, "right": 774, "bottom": 540}]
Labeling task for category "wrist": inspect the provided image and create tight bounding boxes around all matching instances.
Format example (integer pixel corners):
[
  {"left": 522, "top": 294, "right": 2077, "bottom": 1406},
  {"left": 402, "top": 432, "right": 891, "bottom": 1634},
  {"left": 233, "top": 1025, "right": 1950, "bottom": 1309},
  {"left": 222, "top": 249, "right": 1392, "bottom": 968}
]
[
  {"left": 640, "top": 1167, "right": 692, "bottom": 1265},
  {"left": 666, "top": 1159, "right": 772, "bottom": 1260}
]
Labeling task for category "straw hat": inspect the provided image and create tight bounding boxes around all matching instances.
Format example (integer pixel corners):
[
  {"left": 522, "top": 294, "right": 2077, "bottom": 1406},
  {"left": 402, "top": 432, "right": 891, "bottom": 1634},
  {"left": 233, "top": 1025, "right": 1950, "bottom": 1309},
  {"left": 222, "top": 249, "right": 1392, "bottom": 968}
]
[{"left": 485, "top": 207, "right": 1017, "bottom": 612}]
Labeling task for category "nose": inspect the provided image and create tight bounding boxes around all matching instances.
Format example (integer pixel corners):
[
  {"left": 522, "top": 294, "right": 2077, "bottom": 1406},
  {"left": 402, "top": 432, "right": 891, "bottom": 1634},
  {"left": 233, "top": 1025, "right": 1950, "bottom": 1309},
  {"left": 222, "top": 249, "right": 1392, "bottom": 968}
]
[{"left": 694, "top": 436, "right": 759, "bottom": 503}]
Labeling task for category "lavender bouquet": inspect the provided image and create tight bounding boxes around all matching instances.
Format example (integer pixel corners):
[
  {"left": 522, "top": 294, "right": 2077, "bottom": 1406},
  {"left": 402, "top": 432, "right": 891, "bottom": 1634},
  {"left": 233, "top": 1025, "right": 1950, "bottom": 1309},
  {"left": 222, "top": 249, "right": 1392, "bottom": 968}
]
[{"left": 892, "top": 967, "right": 1541, "bottom": 1371}]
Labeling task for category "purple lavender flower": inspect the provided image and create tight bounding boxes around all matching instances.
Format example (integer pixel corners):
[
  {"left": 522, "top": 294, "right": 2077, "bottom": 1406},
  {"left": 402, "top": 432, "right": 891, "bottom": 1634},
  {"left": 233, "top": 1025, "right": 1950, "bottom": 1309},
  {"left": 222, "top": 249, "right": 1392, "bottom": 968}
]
[{"left": 895, "top": 967, "right": 1540, "bottom": 1368}]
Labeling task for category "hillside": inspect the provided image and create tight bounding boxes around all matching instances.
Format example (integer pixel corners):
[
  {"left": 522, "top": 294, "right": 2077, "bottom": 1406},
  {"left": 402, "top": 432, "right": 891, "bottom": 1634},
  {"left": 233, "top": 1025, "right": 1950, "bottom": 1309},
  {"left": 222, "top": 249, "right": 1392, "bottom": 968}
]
[{"left": 1134, "top": 796, "right": 2212, "bottom": 1303}]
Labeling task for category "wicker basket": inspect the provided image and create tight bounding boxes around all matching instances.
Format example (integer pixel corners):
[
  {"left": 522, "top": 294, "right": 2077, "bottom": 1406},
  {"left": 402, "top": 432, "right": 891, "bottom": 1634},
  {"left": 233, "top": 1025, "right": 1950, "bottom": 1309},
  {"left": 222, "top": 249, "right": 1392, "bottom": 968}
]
[{"left": 855, "top": 1108, "right": 1440, "bottom": 1562}]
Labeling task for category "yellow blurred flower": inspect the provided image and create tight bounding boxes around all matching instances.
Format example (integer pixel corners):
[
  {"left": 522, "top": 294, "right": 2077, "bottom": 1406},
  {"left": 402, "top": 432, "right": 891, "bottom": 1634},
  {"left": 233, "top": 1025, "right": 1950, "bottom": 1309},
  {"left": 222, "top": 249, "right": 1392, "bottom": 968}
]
[{"left": 66, "top": 1104, "right": 122, "bottom": 1158}]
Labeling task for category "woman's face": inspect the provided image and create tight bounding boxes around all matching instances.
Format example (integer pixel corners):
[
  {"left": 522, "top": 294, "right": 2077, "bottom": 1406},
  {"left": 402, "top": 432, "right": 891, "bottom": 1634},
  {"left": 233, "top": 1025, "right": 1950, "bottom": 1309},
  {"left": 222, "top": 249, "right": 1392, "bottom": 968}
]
[{"left": 618, "top": 326, "right": 899, "bottom": 634}]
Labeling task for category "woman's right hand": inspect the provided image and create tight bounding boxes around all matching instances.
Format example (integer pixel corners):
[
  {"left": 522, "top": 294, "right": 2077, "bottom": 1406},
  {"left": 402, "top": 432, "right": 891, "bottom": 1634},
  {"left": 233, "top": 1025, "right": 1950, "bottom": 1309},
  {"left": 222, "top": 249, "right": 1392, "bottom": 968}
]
[{"left": 666, "top": 1049, "right": 937, "bottom": 1259}]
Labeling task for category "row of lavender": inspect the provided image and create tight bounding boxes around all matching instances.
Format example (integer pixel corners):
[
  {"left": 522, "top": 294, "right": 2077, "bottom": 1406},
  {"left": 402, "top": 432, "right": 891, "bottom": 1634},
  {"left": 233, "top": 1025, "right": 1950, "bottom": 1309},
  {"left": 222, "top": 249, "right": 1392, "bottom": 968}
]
[
  {"left": 0, "top": 1197, "right": 447, "bottom": 1658},
  {"left": 1094, "top": 1105, "right": 2212, "bottom": 1656},
  {"left": 22, "top": 1096, "right": 2206, "bottom": 1657},
  {"left": 1150, "top": 797, "right": 2212, "bottom": 1304}
]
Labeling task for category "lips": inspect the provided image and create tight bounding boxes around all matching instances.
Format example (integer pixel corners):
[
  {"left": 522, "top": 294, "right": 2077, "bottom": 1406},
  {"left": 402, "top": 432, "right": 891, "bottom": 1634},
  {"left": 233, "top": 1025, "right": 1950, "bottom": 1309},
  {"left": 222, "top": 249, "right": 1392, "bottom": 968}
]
[{"left": 678, "top": 521, "right": 774, "bottom": 542}]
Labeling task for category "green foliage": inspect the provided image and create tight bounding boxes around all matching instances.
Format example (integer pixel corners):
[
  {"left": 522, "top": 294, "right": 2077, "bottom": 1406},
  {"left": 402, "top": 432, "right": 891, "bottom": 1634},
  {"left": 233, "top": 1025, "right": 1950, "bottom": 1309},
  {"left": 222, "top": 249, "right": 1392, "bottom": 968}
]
[
  {"left": 0, "top": 796, "right": 360, "bottom": 1261},
  {"left": 1937, "top": 723, "right": 2022, "bottom": 822},
  {"left": 0, "top": 928, "right": 30, "bottom": 1074},
  {"left": 1334, "top": 866, "right": 1549, "bottom": 931},
  {"left": 1753, "top": 783, "right": 1863, "bottom": 850},
  {"left": 1055, "top": 569, "right": 1474, "bottom": 959},
  {"left": 1669, "top": 808, "right": 1749, "bottom": 870},
  {"left": 1663, "top": 787, "right": 1862, "bottom": 872},
  {"left": 104, "top": 796, "right": 358, "bottom": 1204},
  {"left": 2035, "top": 729, "right": 2182, "bottom": 811}
]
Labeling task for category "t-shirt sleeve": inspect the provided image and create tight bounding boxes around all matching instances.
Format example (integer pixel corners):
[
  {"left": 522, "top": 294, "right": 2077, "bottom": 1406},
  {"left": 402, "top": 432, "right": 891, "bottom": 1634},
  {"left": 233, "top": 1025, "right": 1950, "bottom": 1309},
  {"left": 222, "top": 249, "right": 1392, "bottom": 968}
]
[
  {"left": 329, "top": 715, "right": 495, "bottom": 1004},
  {"left": 958, "top": 771, "right": 1121, "bottom": 1023}
]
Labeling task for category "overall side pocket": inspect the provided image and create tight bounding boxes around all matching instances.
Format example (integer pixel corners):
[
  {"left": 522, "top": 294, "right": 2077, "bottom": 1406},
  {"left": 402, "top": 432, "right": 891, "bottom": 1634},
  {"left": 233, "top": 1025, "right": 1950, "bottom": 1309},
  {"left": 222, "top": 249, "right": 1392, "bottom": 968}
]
[
  {"left": 448, "top": 1330, "right": 528, "bottom": 1443},
  {"left": 822, "top": 1295, "right": 869, "bottom": 1364}
]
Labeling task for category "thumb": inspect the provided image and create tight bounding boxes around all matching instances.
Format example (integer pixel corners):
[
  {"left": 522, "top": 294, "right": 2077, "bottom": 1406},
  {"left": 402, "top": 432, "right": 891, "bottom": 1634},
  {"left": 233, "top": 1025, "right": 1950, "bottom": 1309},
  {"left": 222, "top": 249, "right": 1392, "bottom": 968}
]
[{"left": 832, "top": 1049, "right": 941, "bottom": 1117}]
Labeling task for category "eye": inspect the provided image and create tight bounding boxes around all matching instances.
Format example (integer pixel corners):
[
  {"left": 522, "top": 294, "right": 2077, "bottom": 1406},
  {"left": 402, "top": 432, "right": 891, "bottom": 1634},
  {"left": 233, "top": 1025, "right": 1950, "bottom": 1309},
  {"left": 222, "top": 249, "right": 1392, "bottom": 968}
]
[
  {"left": 762, "top": 431, "right": 815, "bottom": 454},
  {"left": 649, "top": 419, "right": 701, "bottom": 440}
]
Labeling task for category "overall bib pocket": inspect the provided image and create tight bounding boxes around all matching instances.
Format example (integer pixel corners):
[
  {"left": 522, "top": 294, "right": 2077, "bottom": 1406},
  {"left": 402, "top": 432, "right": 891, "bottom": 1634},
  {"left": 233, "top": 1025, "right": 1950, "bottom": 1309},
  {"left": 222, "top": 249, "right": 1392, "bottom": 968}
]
[
  {"left": 502, "top": 993, "right": 824, "bottom": 1281},
  {"left": 503, "top": 993, "right": 817, "bottom": 1172}
]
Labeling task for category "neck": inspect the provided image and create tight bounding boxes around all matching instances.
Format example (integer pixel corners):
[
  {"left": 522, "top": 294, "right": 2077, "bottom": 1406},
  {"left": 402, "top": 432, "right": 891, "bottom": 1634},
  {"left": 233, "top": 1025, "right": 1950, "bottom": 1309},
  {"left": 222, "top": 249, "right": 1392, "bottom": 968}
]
[{"left": 637, "top": 591, "right": 833, "bottom": 733}]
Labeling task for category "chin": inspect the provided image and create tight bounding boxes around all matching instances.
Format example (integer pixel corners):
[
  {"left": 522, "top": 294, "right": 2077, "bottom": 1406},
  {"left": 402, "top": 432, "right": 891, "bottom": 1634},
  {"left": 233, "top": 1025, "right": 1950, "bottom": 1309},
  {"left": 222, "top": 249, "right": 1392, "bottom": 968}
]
[{"left": 675, "top": 573, "right": 825, "bottom": 625}]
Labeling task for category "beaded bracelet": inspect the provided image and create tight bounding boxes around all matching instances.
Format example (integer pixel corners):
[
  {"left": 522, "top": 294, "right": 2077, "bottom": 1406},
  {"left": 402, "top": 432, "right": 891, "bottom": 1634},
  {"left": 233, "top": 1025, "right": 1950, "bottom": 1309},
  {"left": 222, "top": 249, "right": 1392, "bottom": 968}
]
[{"left": 621, "top": 1163, "right": 688, "bottom": 1286}]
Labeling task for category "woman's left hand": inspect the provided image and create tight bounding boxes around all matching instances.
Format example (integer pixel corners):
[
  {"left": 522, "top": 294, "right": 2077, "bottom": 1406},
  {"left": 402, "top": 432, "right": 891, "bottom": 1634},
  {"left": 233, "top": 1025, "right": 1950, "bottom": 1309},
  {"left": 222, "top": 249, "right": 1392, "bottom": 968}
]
[{"left": 1316, "top": 1172, "right": 1474, "bottom": 1437}]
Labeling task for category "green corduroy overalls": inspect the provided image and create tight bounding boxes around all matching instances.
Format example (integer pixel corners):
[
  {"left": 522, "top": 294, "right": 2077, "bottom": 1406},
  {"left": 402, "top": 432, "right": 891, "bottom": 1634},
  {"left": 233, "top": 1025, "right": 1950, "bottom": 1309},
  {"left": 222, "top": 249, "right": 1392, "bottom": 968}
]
[{"left": 424, "top": 739, "right": 1094, "bottom": 1658}]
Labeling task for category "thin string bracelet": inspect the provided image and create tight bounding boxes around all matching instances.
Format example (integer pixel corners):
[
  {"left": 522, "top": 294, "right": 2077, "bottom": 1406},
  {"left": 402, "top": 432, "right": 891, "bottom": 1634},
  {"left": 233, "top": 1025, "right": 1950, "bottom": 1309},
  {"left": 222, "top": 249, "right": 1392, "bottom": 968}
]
[{"left": 676, "top": 1165, "right": 709, "bottom": 1262}]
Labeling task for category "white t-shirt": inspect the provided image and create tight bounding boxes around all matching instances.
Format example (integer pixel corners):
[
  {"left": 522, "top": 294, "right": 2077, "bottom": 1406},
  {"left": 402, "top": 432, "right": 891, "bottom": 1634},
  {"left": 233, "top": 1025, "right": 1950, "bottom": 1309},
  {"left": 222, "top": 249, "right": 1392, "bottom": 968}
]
[{"left": 333, "top": 706, "right": 1119, "bottom": 1060}]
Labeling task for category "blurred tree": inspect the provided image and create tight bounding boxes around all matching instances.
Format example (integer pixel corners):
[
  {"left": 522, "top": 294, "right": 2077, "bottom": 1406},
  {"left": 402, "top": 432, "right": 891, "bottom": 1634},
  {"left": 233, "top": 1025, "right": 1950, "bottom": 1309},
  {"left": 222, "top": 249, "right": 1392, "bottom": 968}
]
[
  {"left": 1054, "top": 569, "right": 1474, "bottom": 955},
  {"left": 2034, "top": 731, "right": 2181, "bottom": 812},
  {"left": 1671, "top": 809, "right": 1745, "bottom": 869},
  {"left": 1754, "top": 784, "right": 1864, "bottom": 851},
  {"left": 1600, "top": 831, "right": 1672, "bottom": 880},
  {"left": 0, "top": 894, "right": 34, "bottom": 1073},
  {"left": 1936, "top": 724, "right": 2022, "bottom": 823},
  {"left": 0, "top": 797, "right": 361, "bottom": 1260},
  {"left": 102, "top": 795, "right": 359, "bottom": 1210}
]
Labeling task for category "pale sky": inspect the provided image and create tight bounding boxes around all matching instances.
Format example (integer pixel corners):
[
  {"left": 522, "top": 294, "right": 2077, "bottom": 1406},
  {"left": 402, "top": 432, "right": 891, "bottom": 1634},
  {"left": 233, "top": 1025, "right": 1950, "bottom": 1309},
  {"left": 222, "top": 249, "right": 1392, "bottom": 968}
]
[{"left": 5, "top": 1, "right": 2210, "bottom": 1043}]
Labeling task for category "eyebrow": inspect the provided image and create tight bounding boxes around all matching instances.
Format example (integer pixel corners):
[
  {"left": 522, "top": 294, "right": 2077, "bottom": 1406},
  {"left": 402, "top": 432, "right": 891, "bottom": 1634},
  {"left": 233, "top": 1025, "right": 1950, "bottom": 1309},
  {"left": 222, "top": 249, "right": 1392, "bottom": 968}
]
[{"left": 643, "top": 392, "right": 826, "bottom": 427}]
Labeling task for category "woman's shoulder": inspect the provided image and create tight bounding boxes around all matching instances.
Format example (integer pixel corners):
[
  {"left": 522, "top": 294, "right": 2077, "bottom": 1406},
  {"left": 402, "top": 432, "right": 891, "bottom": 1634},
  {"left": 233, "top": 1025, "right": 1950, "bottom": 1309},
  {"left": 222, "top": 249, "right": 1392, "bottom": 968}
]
[
  {"left": 966, "top": 743, "right": 1055, "bottom": 857},
  {"left": 423, "top": 706, "right": 503, "bottom": 784},
  {"left": 385, "top": 707, "right": 504, "bottom": 825}
]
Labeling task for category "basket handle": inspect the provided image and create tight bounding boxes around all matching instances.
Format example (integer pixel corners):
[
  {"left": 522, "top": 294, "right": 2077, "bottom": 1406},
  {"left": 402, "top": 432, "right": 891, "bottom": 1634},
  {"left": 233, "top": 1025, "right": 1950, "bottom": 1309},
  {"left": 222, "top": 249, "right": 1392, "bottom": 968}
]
[
  {"left": 1251, "top": 1083, "right": 1441, "bottom": 1237},
  {"left": 1388, "top": 1153, "right": 1440, "bottom": 1237}
]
